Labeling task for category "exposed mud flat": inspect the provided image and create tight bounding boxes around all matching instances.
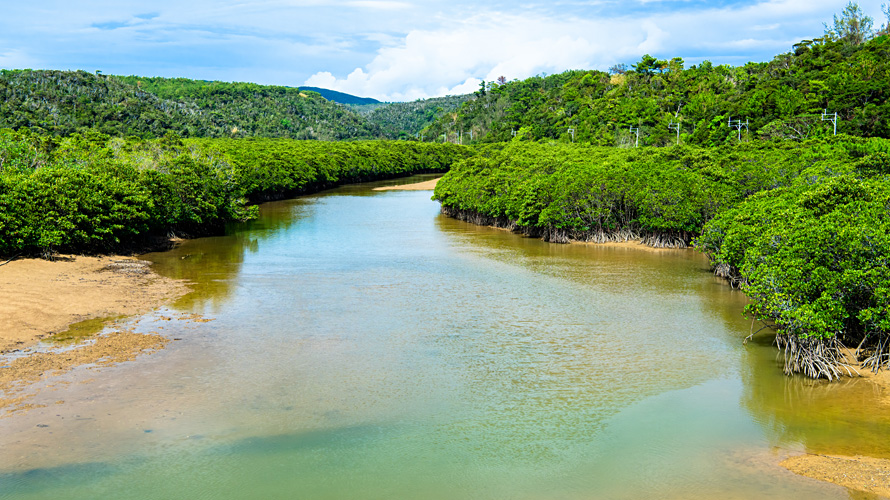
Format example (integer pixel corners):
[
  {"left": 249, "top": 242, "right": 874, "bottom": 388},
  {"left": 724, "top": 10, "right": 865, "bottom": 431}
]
[{"left": 0, "top": 256, "right": 188, "bottom": 353}]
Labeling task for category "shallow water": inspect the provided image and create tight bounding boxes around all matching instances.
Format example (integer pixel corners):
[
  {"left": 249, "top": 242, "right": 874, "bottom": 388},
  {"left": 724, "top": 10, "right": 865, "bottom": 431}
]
[{"left": 1, "top": 175, "right": 888, "bottom": 499}]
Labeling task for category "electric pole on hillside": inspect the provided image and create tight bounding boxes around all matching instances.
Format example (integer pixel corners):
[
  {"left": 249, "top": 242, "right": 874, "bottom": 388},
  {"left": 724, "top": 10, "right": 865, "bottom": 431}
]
[
  {"left": 728, "top": 117, "right": 749, "bottom": 142},
  {"left": 629, "top": 126, "right": 640, "bottom": 148},
  {"left": 568, "top": 128, "right": 575, "bottom": 143},
  {"left": 822, "top": 109, "right": 838, "bottom": 136},
  {"left": 668, "top": 121, "right": 681, "bottom": 146}
]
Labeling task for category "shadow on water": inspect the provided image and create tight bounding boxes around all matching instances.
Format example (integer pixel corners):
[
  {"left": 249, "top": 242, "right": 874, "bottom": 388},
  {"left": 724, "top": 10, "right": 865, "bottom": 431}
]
[
  {"left": 220, "top": 424, "right": 390, "bottom": 456},
  {"left": 0, "top": 461, "right": 121, "bottom": 496}
]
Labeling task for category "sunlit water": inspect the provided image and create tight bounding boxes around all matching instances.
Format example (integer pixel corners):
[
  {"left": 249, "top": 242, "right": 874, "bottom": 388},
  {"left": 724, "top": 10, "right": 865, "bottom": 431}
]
[{"left": 2, "top": 175, "right": 889, "bottom": 499}]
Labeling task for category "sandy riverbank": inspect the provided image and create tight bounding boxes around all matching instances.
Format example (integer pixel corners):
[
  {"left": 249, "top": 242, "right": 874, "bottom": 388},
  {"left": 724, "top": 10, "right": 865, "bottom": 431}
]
[
  {"left": 373, "top": 177, "right": 440, "bottom": 191},
  {"left": 0, "top": 256, "right": 190, "bottom": 416},
  {"left": 0, "top": 256, "right": 187, "bottom": 354}
]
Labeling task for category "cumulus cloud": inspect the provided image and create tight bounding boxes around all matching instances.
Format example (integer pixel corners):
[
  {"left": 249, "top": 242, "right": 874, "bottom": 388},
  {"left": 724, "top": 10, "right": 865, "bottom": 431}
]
[
  {"left": 3, "top": 0, "right": 886, "bottom": 99},
  {"left": 306, "top": 0, "right": 843, "bottom": 100}
]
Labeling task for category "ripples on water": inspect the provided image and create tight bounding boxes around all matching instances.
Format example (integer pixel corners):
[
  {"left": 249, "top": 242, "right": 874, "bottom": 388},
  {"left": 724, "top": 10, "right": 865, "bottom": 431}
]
[{"left": 1, "top": 176, "right": 887, "bottom": 499}]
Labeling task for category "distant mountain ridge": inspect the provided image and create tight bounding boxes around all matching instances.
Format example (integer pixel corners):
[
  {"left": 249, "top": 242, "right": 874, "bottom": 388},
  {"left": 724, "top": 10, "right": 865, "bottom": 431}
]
[{"left": 299, "top": 86, "right": 381, "bottom": 105}]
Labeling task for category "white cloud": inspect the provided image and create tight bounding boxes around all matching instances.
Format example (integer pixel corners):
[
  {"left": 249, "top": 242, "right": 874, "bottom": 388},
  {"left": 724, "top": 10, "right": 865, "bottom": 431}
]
[{"left": 305, "top": 0, "right": 876, "bottom": 101}]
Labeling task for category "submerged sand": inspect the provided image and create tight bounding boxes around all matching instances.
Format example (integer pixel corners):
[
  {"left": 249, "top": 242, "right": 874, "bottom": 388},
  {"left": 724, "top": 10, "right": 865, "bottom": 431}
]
[
  {"left": 373, "top": 177, "right": 440, "bottom": 191},
  {"left": 0, "top": 256, "right": 187, "bottom": 353},
  {"left": 782, "top": 454, "right": 890, "bottom": 497}
]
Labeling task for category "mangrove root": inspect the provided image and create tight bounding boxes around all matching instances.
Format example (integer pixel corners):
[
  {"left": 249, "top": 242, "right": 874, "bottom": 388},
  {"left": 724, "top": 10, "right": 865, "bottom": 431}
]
[
  {"left": 858, "top": 333, "right": 890, "bottom": 373},
  {"left": 440, "top": 206, "right": 692, "bottom": 249},
  {"left": 775, "top": 334, "right": 858, "bottom": 380}
]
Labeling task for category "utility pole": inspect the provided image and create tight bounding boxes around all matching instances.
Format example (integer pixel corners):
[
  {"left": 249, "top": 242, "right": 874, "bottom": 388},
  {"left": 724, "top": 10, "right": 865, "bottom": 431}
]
[
  {"left": 668, "top": 121, "right": 681, "bottom": 146},
  {"left": 511, "top": 128, "right": 517, "bottom": 138},
  {"left": 628, "top": 126, "right": 640, "bottom": 148},
  {"left": 821, "top": 109, "right": 837, "bottom": 136},
  {"left": 568, "top": 128, "right": 575, "bottom": 143},
  {"left": 728, "top": 116, "right": 749, "bottom": 142}
]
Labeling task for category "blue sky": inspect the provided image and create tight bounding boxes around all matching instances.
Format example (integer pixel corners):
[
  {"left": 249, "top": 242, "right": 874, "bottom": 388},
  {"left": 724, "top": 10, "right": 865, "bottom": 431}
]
[{"left": 1, "top": 1, "right": 887, "bottom": 101}]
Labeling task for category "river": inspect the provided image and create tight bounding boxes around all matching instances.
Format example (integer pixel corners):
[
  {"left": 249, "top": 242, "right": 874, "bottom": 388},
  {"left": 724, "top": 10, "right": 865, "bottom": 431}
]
[{"left": 1, "top": 175, "right": 888, "bottom": 499}]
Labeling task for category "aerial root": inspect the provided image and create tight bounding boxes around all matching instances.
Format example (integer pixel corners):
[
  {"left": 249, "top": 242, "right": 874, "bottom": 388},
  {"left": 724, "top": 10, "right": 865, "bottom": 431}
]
[
  {"left": 858, "top": 333, "right": 890, "bottom": 373},
  {"left": 775, "top": 334, "right": 858, "bottom": 380}
]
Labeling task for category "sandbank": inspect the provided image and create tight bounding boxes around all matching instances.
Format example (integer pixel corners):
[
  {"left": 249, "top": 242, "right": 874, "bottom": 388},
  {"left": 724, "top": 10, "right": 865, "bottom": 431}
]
[
  {"left": 0, "top": 256, "right": 187, "bottom": 353},
  {"left": 373, "top": 177, "right": 440, "bottom": 191},
  {"left": 0, "top": 256, "right": 191, "bottom": 416},
  {"left": 781, "top": 454, "right": 890, "bottom": 497}
]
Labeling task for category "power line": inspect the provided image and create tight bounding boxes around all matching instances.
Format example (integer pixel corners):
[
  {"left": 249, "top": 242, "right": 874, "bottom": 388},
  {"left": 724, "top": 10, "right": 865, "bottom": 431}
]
[
  {"left": 821, "top": 109, "right": 838, "bottom": 136},
  {"left": 628, "top": 126, "right": 640, "bottom": 148},
  {"left": 728, "top": 116, "right": 749, "bottom": 142},
  {"left": 668, "top": 121, "right": 681, "bottom": 146}
]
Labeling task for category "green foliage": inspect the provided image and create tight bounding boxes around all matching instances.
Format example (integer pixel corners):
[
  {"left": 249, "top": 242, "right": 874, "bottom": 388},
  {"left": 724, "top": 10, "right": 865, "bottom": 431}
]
[
  {"left": 0, "top": 130, "right": 469, "bottom": 256},
  {"left": 824, "top": 2, "right": 875, "bottom": 45},
  {"left": 422, "top": 34, "right": 890, "bottom": 146},
  {"left": 0, "top": 70, "right": 383, "bottom": 140},
  {"left": 357, "top": 94, "right": 472, "bottom": 138},
  {"left": 433, "top": 140, "right": 870, "bottom": 244},
  {"left": 699, "top": 168, "right": 890, "bottom": 348},
  {"left": 436, "top": 137, "right": 890, "bottom": 372}
]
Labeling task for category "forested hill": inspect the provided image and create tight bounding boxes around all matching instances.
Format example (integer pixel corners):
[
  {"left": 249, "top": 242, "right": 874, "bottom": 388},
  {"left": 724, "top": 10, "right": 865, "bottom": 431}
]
[
  {"left": 0, "top": 70, "right": 382, "bottom": 140},
  {"left": 358, "top": 94, "right": 473, "bottom": 139},
  {"left": 422, "top": 34, "right": 890, "bottom": 146}
]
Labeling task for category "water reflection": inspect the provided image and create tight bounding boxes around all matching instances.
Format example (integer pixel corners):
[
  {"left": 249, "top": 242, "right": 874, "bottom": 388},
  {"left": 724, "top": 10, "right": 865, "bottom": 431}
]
[
  {"left": 740, "top": 332, "right": 890, "bottom": 459},
  {"left": 0, "top": 176, "right": 875, "bottom": 499}
]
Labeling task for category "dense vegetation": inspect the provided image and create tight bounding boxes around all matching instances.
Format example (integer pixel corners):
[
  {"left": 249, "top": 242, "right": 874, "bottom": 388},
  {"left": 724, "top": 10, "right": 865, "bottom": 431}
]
[
  {"left": 697, "top": 147, "right": 890, "bottom": 379},
  {"left": 358, "top": 94, "right": 473, "bottom": 139},
  {"left": 434, "top": 136, "right": 890, "bottom": 377},
  {"left": 0, "top": 129, "right": 467, "bottom": 257},
  {"left": 426, "top": 5, "right": 890, "bottom": 378},
  {"left": 423, "top": 34, "right": 890, "bottom": 145},
  {"left": 0, "top": 70, "right": 383, "bottom": 140},
  {"left": 112, "top": 76, "right": 383, "bottom": 140}
]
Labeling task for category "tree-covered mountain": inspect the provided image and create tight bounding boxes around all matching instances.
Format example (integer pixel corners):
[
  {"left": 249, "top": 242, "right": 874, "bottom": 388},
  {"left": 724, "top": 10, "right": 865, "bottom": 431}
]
[
  {"left": 422, "top": 33, "right": 890, "bottom": 146},
  {"left": 0, "top": 70, "right": 383, "bottom": 140},
  {"left": 360, "top": 94, "right": 473, "bottom": 139}
]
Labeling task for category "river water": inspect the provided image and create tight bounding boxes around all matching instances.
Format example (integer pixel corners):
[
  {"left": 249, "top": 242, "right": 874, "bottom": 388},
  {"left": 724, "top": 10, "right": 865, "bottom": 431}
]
[{"left": 1, "top": 175, "right": 888, "bottom": 499}]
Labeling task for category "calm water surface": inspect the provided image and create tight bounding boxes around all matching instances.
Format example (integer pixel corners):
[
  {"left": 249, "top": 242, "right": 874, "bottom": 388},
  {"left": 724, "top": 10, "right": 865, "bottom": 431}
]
[{"left": 2, "top": 175, "right": 889, "bottom": 499}]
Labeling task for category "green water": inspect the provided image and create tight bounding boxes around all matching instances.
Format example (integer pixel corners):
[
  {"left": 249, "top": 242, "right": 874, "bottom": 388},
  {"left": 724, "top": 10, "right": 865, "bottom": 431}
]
[{"left": 1, "top": 175, "right": 888, "bottom": 499}]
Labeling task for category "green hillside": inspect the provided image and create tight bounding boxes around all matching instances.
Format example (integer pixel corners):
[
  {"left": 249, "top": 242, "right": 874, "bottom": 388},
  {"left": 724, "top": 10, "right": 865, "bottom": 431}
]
[
  {"left": 0, "top": 70, "right": 383, "bottom": 140},
  {"left": 422, "top": 34, "right": 890, "bottom": 145},
  {"left": 362, "top": 94, "right": 473, "bottom": 139}
]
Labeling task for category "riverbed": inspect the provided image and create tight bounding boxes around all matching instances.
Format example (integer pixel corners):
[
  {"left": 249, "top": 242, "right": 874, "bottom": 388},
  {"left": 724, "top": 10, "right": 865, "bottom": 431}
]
[{"left": 1, "top": 175, "right": 888, "bottom": 499}]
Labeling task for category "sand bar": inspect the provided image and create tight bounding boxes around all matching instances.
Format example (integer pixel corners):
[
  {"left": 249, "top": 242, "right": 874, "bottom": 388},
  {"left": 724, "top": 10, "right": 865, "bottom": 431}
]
[
  {"left": 0, "top": 256, "right": 187, "bottom": 353},
  {"left": 782, "top": 454, "right": 890, "bottom": 497},
  {"left": 373, "top": 177, "right": 440, "bottom": 191}
]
